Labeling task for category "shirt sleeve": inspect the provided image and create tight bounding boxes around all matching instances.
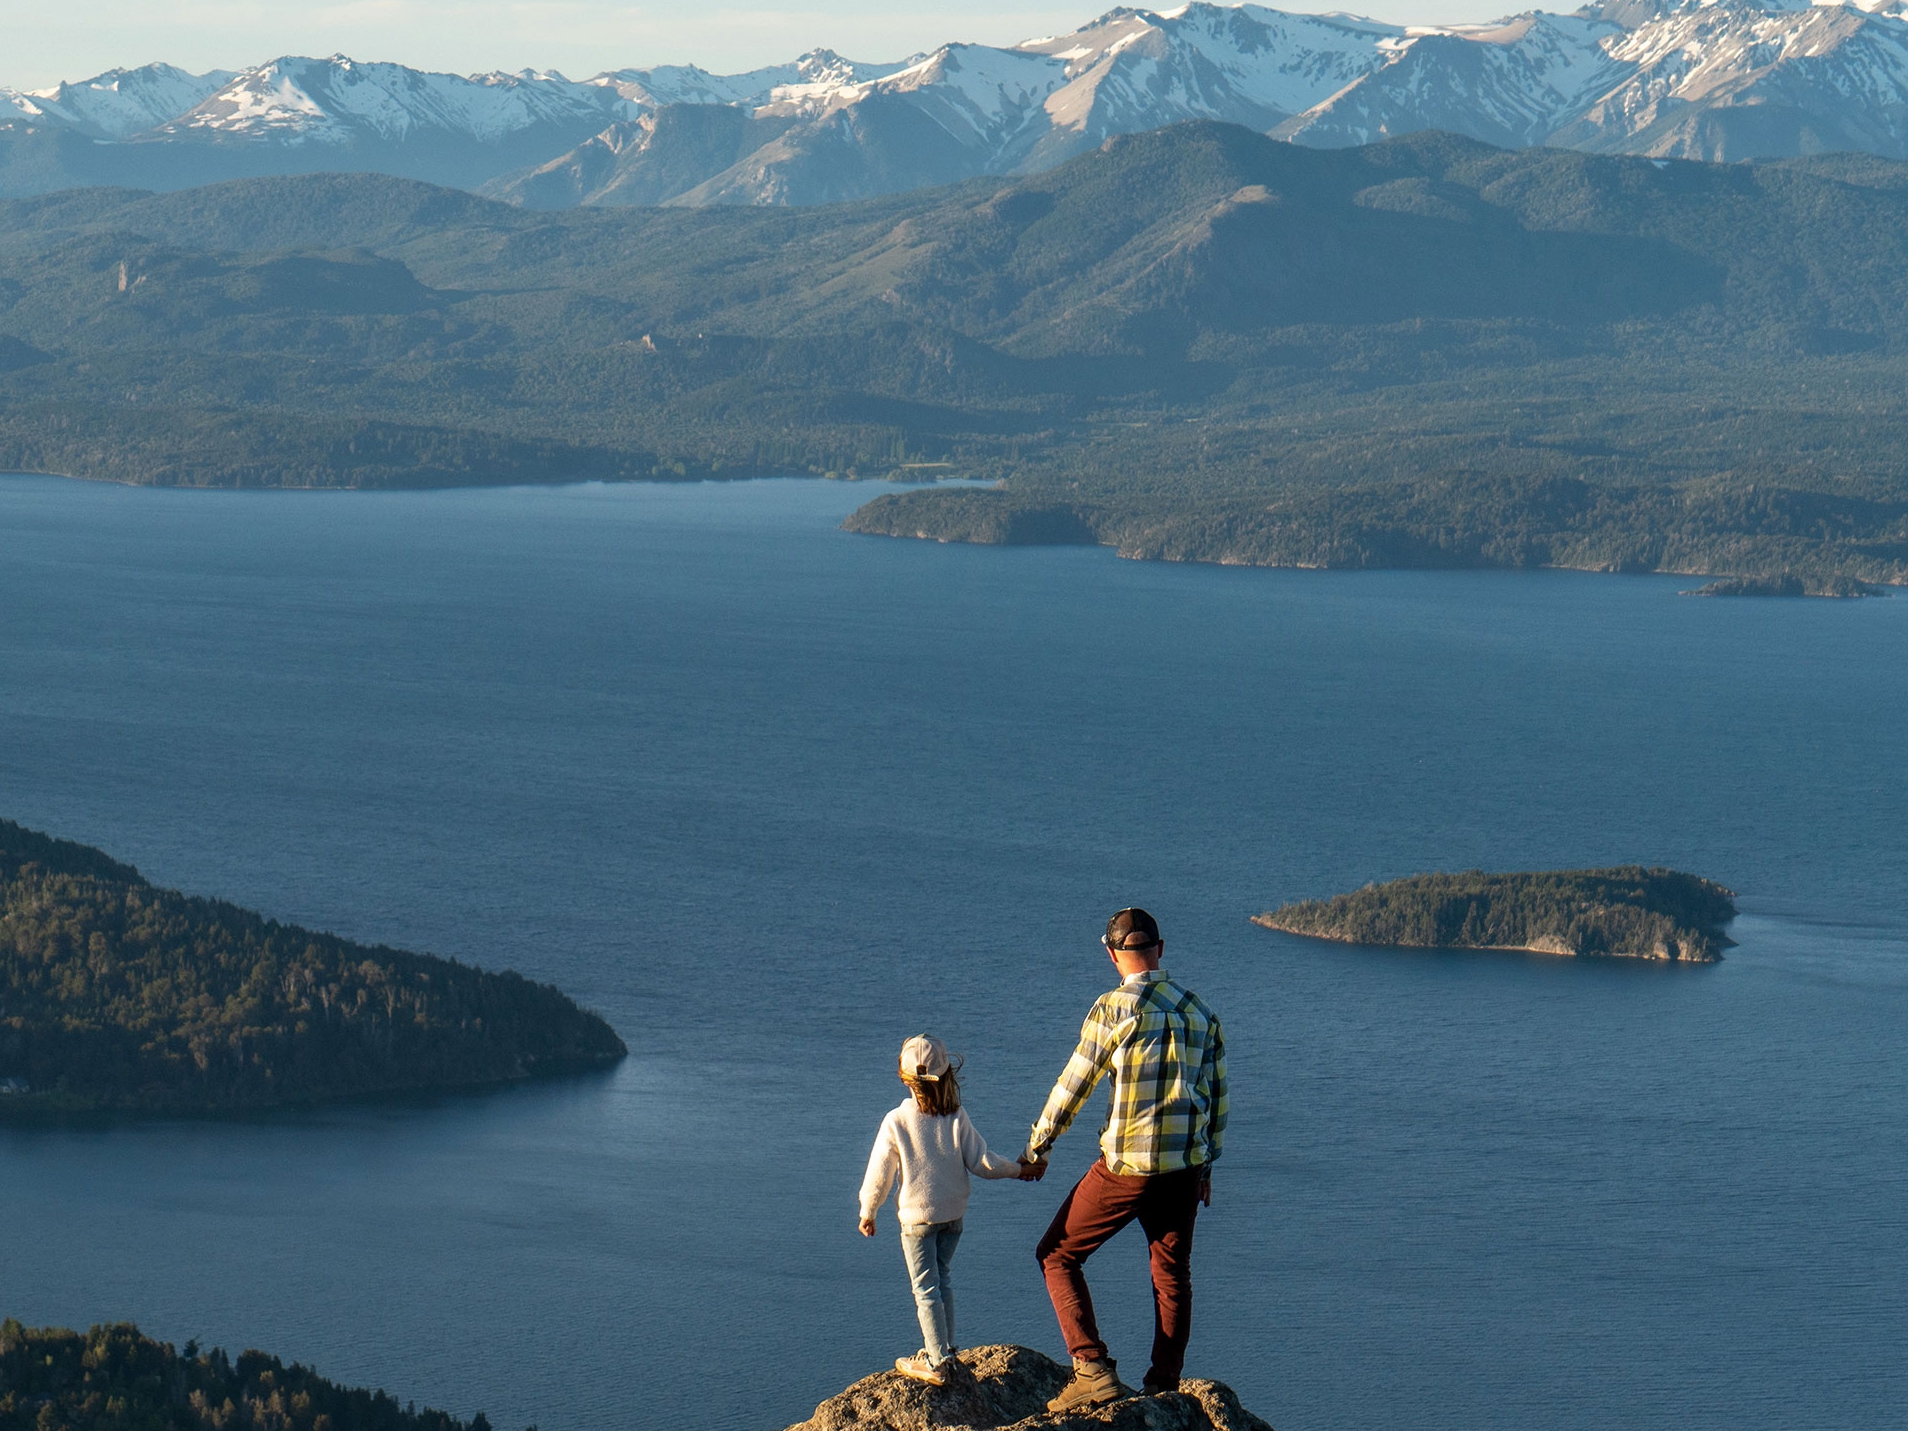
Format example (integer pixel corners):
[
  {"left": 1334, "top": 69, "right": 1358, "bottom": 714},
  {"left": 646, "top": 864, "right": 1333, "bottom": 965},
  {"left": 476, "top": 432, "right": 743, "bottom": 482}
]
[
  {"left": 1202, "top": 1016, "right": 1228, "bottom": 1165},
  {"left": 1026, "top": 998, "right": 1121, "bottom": 1161},
  {"left": 955, "top": 1109, "right": 1023, "bottom": 1180},
  {"left": 858, "top": 1114, "right": 899, "bottom": 1219}
]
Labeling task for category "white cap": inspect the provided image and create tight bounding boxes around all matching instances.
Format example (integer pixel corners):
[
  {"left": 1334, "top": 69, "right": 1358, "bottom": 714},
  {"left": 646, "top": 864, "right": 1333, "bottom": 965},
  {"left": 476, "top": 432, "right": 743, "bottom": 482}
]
[{"left": 900, "top": 1034, "right": 950, "bottom": 1081}]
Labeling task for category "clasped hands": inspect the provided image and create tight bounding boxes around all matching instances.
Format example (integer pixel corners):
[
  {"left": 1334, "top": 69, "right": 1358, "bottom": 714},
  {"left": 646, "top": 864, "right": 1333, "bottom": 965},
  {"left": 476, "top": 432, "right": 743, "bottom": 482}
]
[{"left": 1016, "top": 1154, "right": 1048, "bottom": 1182}]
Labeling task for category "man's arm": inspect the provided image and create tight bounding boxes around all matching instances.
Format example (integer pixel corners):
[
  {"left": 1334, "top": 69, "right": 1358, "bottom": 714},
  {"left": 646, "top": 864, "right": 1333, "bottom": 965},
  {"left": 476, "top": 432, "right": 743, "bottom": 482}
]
[
  {"left": 1025, "top": 1002, "right": 1118, "bottom": 1164},
  {"left": 1203, "top": 1017, "right": 1228, "bottom": 1166}
]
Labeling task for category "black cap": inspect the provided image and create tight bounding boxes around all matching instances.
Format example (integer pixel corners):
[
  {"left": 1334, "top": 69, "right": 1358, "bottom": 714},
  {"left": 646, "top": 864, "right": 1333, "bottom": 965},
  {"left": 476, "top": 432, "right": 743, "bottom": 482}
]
[{"left": 1104, "top": 907, "right": 1161, "bottom": 952}]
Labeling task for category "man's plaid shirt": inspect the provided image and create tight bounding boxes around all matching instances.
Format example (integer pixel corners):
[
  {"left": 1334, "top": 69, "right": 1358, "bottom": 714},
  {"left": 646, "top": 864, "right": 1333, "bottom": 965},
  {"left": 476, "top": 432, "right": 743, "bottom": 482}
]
[{"left": 1027, "top": 969, "right": 1227, "bottom": 1176}]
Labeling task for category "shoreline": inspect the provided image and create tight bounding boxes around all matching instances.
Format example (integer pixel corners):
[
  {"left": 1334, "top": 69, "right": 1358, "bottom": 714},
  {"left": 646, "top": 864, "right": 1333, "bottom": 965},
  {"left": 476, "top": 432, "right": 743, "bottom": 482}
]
[
  {"left": 10, "top": 468, "right": 1900, "bottom": 593},
  {"left": 1249, "top": 915, "right": 1724, "bottom": 963}
]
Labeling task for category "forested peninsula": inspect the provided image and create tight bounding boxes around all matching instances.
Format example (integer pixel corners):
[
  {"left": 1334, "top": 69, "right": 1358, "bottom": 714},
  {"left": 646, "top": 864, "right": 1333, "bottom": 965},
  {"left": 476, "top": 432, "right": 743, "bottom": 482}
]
[
  {"left": 7, "top": 126, "right": 1908, "bottom": 588},
  {"left": 0, "top": 819, "right": 625, "bottom": 1116},
  {"left": 0, "top": 1320, "right": 495, "bottom": 1431},
  {"left": 1254, "top": 867, "right": 1737, "bottom": 961}
]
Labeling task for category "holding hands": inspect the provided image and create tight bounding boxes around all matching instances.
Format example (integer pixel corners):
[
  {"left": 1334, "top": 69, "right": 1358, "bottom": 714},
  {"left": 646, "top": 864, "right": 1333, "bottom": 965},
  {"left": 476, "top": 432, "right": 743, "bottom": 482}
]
[{"left": 1016, "top": 1154, "right": 1048, "bottom": 1182}]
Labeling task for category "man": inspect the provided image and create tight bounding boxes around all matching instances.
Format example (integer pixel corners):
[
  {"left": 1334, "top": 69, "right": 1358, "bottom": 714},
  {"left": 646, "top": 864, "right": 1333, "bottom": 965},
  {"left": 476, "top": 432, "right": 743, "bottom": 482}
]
[{"left": 1019, "top": 906, "right": 1228, "bottom": 1411}]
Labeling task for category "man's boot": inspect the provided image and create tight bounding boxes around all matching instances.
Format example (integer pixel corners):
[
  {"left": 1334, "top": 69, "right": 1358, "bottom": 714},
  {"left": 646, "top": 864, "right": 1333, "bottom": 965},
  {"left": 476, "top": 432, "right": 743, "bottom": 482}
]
[{"left": 1046, "top": 1357, "right": 1127, "bottom": 1412}]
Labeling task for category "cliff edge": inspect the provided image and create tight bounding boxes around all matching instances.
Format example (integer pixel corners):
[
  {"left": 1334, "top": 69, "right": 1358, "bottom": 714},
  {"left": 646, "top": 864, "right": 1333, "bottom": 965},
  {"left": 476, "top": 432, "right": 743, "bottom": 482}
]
[{"left": 785, "top": 1345, "right": 1273, "bottom": 1431}]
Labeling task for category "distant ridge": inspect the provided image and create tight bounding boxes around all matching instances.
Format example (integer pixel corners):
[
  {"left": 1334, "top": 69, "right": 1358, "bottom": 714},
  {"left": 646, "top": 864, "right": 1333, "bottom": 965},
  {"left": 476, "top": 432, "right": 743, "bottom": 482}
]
[{"left": 14, "top": 2, "right": 1908, "bottom": 201}]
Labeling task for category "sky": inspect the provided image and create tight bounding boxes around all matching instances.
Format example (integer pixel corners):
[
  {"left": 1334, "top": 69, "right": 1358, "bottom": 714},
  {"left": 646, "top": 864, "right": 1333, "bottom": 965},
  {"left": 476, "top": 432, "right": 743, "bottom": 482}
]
[{"left": 0, "top": 0, "right": 1477, "bottom": 90}]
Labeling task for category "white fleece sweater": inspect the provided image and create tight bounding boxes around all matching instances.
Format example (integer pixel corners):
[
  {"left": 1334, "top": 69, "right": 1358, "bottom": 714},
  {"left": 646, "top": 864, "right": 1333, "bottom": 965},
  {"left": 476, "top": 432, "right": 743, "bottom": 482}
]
[{"left": 859, "top": 1100, "right": 1022, "bottom": 1225}]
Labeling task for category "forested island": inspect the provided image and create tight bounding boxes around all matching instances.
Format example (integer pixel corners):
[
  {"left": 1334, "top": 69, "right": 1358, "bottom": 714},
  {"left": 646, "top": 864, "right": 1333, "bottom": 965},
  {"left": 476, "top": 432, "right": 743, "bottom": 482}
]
[
  {"left": 5, "top": 126, "right": 1908, "bottom": 588},
  {"left": 0, "top": 1320, "right": 494, "bottom": 1431},
  {"left": 0, "top": 818, "right": 625, "bottom": 1116},
  {"left": 1680, "top": 573, "right": 1874, "bottom": 597},
  {"left": 1254, "top": 867, "right": 1738, "bottom": 961}
]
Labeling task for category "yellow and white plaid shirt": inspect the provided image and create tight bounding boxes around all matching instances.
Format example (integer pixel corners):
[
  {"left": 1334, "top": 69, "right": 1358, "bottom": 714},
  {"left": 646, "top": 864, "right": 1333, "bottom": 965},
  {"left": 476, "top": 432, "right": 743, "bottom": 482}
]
[{"left": 1027, "top": 969, "right": 1227, "bottom": 1176}]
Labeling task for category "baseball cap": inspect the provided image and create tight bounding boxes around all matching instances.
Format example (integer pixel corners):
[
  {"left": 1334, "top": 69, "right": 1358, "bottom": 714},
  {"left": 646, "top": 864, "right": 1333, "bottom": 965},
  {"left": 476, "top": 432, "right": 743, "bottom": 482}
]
[
  {"left": 899, "top": 1034, "right": 950, "bottom": 1081},
  {"left": 1103, "top": 907, "right": 1161, "bottom": 951}
]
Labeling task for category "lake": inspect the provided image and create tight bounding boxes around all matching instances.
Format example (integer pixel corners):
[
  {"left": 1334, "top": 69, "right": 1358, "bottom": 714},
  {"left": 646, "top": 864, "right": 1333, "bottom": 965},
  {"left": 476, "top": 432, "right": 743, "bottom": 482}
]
[{"left": 1, "top": 474, "right": 1903, "bottom": 1431}]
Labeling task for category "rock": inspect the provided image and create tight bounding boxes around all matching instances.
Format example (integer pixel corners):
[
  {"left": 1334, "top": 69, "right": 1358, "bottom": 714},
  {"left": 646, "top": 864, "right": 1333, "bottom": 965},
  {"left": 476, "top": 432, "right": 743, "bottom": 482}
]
[{"left": 786, "top": 1344, "right": 1273, "bottom": 1431}]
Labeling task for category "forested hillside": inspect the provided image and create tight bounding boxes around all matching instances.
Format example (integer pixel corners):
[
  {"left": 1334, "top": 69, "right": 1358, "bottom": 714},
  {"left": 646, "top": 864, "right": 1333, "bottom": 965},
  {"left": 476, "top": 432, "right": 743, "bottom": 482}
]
[
  {"left": 0, "top": 819, "right": 625, "bottom": 1115},
  {"left": 5, "top": 123, "right": 1908, "bottom": 584},
  {"left": 0, "top": 1320, "right": 492, "bottom": 1431}
]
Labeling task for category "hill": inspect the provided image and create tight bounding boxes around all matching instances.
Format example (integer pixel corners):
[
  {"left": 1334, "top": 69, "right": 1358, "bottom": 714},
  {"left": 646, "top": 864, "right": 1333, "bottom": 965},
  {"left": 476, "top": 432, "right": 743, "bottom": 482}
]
[
  {"left": 0, "top": 819, "right": 625, "bottom": 1116},
  {"left": 0, "top": 1320, "right": 493, "bottom": 1431},
  {"left": 1253, "top": 867, "right": 1738, "bottom": 961},
  {"left": 6, "top": 125, "right": 1908, "bottom": 585}
]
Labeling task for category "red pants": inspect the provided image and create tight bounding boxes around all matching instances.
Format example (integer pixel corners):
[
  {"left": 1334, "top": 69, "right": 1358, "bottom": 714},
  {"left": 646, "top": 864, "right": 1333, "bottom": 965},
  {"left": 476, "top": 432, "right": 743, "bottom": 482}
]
[{"left": 1036, "top": 1159, "right": 1202, "bottom": 1380}]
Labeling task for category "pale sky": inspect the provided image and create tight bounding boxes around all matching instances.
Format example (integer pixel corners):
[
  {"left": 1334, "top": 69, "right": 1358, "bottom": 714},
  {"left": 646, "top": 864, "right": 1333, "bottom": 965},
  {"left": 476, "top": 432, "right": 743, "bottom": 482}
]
[{"left": 0, "top": 0, "right": 1482, "bottom": 91}]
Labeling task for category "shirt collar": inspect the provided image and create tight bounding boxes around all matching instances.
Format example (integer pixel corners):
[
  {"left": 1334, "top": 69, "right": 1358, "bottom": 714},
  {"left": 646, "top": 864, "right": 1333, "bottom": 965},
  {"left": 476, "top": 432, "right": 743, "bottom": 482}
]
[{"left": 1122, "top": 968, "right": 1168, "bottom": 987}]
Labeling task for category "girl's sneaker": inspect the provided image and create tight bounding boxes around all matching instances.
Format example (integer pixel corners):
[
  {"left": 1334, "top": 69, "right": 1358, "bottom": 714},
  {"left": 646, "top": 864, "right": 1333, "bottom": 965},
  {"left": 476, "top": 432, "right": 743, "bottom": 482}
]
[{"left": 894, "top": 1352, "right": 947, "bottom": 1386}]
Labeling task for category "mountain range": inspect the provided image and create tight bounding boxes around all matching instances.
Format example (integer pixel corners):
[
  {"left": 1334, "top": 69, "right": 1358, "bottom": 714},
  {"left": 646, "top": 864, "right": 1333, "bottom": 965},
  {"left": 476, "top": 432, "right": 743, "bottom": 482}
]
[{"left": 11, "top": 0, "right": 1908, "bottom": 205}]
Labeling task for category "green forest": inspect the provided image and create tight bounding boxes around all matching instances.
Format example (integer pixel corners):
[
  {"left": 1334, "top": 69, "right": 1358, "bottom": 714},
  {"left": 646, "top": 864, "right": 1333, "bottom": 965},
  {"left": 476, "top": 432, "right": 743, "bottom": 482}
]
[
  {"left": 5, "top": 124, "right": 1908, "bottom": 584},
  {"left": 1254, "top": 867, "right": 1738, "bottom": 961},
  {"left": 0, "top": 819, "right": 625, "bottom": 1116},
  {"left": 0, "top": 1320, "right": 498, "bottom": 1431}
]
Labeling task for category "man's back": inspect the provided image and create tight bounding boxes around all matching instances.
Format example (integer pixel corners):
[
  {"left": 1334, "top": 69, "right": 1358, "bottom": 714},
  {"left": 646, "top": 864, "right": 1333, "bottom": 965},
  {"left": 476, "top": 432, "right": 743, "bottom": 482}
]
[{"left": 1031, "top": 969, "right": 1228, "bottom": 1177}]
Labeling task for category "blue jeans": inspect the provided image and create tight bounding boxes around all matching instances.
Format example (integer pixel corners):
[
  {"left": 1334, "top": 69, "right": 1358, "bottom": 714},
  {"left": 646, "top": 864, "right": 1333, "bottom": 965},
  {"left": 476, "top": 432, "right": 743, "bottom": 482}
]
[{"left": 900, "top": 1218, "right": 963, "bottom": 1365}]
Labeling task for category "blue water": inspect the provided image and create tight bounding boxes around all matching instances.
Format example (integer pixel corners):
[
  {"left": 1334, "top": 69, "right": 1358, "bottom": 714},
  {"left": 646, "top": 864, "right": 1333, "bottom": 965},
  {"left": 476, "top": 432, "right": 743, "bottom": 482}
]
[{"left": 1, "top": 474, "right": 1903, "bottom": 1431}]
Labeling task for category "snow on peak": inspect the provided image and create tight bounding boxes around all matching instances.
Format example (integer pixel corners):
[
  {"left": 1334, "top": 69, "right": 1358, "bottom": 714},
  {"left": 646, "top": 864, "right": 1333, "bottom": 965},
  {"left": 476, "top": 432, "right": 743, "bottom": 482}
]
[
  {"left": 156, "top": 55, "right": 635, "bottom": 144},
  {"left": 2, "top": 62, "right": 234, "bottom": 138},
  {"left": 12, "top": 1, "right": 1908, "bottom": 195}
]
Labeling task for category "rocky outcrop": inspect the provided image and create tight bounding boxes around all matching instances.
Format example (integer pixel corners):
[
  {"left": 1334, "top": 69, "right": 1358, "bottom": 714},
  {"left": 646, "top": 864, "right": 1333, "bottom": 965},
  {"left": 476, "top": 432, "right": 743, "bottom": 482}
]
[{"left": 786, "top": 1345, "right": 1273, "bottom": 1431}]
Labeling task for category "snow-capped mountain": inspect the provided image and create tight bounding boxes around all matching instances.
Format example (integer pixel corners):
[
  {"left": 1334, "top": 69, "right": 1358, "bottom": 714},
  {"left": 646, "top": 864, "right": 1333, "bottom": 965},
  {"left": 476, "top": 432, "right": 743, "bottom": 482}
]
[
  {"left": 157, "top": 55, "right": 632, "bottom": 145},
  {"left": 1273, "top": 14, "right": 1632, "bottom": 148},
  {"left": 0, "top": 62, "right": 234, "bottom": 139},
  {"left": 592, "top": 49, "right": 919, "bottom": 108},
  {"left": 12, "top": 1, "right": 1908, "bottom": 205},
  {"left": 1555, "top": 0, "right": 1908, "bottom": 156}
]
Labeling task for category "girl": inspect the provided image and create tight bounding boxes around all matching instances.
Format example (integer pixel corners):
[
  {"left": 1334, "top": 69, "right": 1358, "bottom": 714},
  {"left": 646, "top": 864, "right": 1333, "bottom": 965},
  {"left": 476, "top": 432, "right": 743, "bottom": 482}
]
[{"left": 858, "top": 1033, "right": 1023, "bottom": 1385}]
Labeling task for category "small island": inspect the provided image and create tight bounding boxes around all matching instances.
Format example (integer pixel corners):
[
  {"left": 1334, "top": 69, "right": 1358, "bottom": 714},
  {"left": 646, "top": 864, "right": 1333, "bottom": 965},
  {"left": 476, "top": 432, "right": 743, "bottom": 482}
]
[
  {"left": 1254, "top": 867, "right": 1737, "bottom": 962},
  {"left": 1680, "top": 573, "right": 1874, "bottom": 598},
  {"left": 0, "top": 818, "right": 625, "bottom": 1116}
]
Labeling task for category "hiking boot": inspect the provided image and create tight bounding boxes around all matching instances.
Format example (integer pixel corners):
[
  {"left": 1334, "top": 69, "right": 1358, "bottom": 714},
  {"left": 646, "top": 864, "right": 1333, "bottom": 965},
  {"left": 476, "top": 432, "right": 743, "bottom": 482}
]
[
  {"left": 1141, "top": 1372, "right": 1180, "bottom": 1396},
  {"left": 894, "top": 1352, "right": 947, "bottom": 1386},
  {"left": 1046, "top": 1357, "right": 1127, "bottom": 1412}
]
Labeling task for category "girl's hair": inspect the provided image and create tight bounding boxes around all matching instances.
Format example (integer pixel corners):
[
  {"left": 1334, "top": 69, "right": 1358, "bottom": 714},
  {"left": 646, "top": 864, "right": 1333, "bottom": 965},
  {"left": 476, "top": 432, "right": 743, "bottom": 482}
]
[{"left": 902, "top": 1055, "right": 963, "bottom": 1115}]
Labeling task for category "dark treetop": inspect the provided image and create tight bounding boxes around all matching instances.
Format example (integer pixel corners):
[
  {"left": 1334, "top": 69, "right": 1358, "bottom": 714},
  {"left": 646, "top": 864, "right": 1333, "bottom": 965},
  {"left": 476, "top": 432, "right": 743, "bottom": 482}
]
[
  {"left": 0, "top": 818, "right": 625, "bottom": 1115},
  {"left": 6, "top": 125, "right": 1908, "bottom": 587},
  {"left": 1254, "top": 867, "right": 1738, "bottom": 962},
  {"left": 0, "top": 1319, "right": 496, "bottom": 1431}
]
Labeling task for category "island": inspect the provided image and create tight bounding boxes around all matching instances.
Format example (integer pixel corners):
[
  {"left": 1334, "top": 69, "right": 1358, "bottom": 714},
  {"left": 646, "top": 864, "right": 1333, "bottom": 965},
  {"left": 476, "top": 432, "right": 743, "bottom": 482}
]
[
  {"left": 0, "top": 817, "right": 625, "bottom": 1117},
  {"left": 1680, "top": 574, "right": 1874, "bottom": 598},
  {"left": 0, "top": 1319, "right": 489, "bottom": 1431},
  {"left": 1253, "top": 867, "right": 1737, "bottom": 962}
]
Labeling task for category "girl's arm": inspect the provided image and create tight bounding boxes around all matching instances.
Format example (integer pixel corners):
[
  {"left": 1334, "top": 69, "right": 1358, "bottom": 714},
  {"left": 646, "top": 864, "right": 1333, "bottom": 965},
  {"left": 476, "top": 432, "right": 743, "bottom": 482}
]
[
  {"left": 956, "top": 1109, "right": 1024, "bottom": 1180},
  {"left": 858, "top": 1116, "right": 900, "bottom": 1224}
]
